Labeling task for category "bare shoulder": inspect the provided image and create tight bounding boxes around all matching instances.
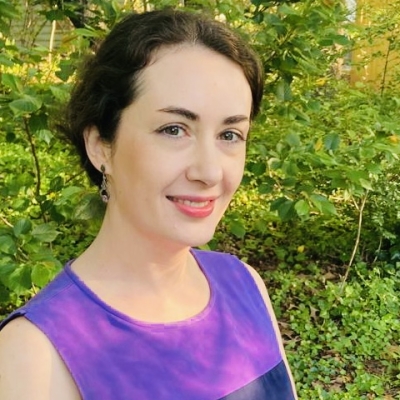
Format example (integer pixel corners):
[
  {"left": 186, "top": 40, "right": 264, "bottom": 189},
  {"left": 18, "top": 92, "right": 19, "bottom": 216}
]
[{"left": 0, "top": 317, "right": 81, "bottom": 400}]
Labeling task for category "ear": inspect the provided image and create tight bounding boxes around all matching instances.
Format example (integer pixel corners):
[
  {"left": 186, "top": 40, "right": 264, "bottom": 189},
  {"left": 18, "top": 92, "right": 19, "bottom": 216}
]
[{"left": 84, "top": 126, "right": 112, "bottom": 174}]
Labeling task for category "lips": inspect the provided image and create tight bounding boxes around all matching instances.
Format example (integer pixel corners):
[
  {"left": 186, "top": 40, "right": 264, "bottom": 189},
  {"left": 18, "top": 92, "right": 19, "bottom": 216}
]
[{"left": 167, "top": 196, "right": 216, "bottom": 218}]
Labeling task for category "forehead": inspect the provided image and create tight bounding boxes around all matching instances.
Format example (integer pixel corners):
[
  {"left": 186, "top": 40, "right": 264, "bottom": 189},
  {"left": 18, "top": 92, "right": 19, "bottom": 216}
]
[{"left": 134, "top": 44, "right": 252, "bottom": 116}]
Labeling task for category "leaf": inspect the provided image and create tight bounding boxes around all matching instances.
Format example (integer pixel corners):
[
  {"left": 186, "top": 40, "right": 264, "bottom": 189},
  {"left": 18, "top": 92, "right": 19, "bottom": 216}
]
[
  {"left": 8, "top": 265, "right": 32, "bottom": 294},
  {"left": 248, "top": 161, "right": 266, "bottom": 176},
  {"left": 50, "top": 176, "right": 65, "bottom": 192},
  {"left": 31, "top": 264, "right": 52, "bottom": 287},
  {"left": 324, "top": 133, "right": 341, "bottom": 151},
  {"left": 276, "top": 80, "right": 292, "bottom": 102},
  {"left": 307, "top": 100, "right": 321, "bottom": 112},
  {"left": 56, "top": 61, "right": 75, "bottom": 82},
  {"left": 310, "top": 194, "right": 337, "bottom": 215},
  {"left": 346, "top": 170, "right": 369, "bottom": 183},
  {"left": 49, "top": 85, "right": 70, "bottom": 102},
  {"left": 43, "top": 9, "right": 65, "bottom": 21},
  {"left": 228, "top": 220, "right": 246, "bottom": 239},
  {"left": 31, "top": 224, "right": 60, "bottom": 243},
  {"left": 258, "top": 178, "right": 275, "bottom": 194},
  {"left": 278, "top": 3, "right": 300, "bottom": 16},
  {"left": 73, "top": 194, "right": 105, "bottom": 221},
  {"left": 9, "top": 95, "right": 42, "bottom": 115},
  {"left": 0, "top": 282, "right": 10, "bottom": 302},
  {"left": 30, "top": 251, "right": 62, "bottom": 270},
  {"left": 318, "top": 200, "right": 337, "bottom": 215},
  {"left": 1, "top": 73, "right": 23, "bottom": 92},
  {"left": 74, "top": 28, "right": 103, "bottom": 38},
  {"left": 38, "top": 129, "right": 54, "bottom": 145},
  {"left": 0, "top": 1, "right": 19, "bottom": 19},
  {"left": 332, "top": 34, "right": 350, "bottom": 46},
  {"left": 359, "top": 179, "right": 373, "bottom": 191},
  {"left": 285, "top": 132, "right": 301, "bottom": 148},
  {"left": 0, "top": 235, "right": 17, "bottom": 255},
  {"left": 13, "top": 218, "right": 32, "bottom": 237},
  {"left": 295, "top": 199, "right": 310, "bottom": 217},
  {"left": 0, "top": 54, "right": 13, "bottom": 66},
  {"left": 271, "top": 198, "right": 296, "bottom": 221}
]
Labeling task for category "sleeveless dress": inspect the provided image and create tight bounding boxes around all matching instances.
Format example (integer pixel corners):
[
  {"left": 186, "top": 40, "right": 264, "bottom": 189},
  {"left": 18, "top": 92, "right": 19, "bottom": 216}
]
[{"left": 0, "top": 249, "right": 295, "bottom": 399}]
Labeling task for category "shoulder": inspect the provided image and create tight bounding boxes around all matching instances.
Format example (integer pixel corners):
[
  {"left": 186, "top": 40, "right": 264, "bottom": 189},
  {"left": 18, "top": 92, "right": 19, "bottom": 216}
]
[{"left": 0, "top": 317, "right": 80, "bottom": 400}]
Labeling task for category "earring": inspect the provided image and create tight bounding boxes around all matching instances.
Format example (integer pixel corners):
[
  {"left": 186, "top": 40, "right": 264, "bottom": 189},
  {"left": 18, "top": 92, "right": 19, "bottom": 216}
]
[{"left": 100, "top": 164, "right": 110, "bottom": 203}]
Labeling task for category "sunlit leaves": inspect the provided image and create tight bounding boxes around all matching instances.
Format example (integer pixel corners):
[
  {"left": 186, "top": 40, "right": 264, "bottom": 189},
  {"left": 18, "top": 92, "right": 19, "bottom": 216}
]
[{"left": 9, "top": 95, "right": 42, "bottom": 115}]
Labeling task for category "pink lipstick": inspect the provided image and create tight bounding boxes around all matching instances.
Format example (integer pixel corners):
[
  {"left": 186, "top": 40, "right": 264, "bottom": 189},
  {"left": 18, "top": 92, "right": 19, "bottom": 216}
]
[{"left": 167, "top": 196, "right": 216, "bottom": 218}]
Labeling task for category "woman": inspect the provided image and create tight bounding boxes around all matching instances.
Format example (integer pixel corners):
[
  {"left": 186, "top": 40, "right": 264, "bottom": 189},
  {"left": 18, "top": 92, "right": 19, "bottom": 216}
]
[{"left": 0, "top": 9, "right": 297, "bottom": 400}]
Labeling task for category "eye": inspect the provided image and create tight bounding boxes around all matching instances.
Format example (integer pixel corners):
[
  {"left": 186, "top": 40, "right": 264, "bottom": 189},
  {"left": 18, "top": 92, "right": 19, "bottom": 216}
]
[
  {"left": 219, "top": 130, "right": 245, "bottom": 143},
  {"left": 157, "top": 125, "right": 186, "bottom": 137}
]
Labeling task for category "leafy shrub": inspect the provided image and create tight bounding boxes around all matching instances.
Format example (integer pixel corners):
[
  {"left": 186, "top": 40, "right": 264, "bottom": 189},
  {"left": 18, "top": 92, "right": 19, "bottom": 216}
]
[{"left": 1, "top": 0, "right": 400, "bottom": 397}]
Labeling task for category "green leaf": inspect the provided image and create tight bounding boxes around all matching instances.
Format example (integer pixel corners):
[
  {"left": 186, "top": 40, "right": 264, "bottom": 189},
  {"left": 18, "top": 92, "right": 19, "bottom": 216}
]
[
  {"left": 310, "top": 194, "right": 337, "bottom": 215},
  {"left": 37, "top": 129, "right": 54, "bottom": 145},
  {"left": 50, "top": 176, "right": 65, "bottom": 192},
  {"left": 285, "top": 132, "right": 301, "bottom": 148},
  {"left": 271, "top": 197, "right": 296, "bottom": 221},
  {"left": 74, "top": 28, "right": 103, "bottom": 38},
  {"left": 1, "top": 73, "right": 23, "bottom": 92},
  {"left": 295, "top": 199, "right": 310, "bottom": 217},
  {"left": 258, "top": 178, "right": 275, "bottom": 194},
  {"left": 8, "top": 265, "right": 32, "bottom": 294},
  {"left": 324, "top": 133, "right": 341, "bottom": 151},
  {"left": 0, "top": 260, "right": 17, "bottom": 287},
  {"left": 319, "top": 200, "right": 337, "bottom": 215},
  {"left": 248, "top": 161, "right": 266, "bottom": 176},
  {"left": 0, "top": 1, "right": 19, "bottom": 19},
  {"left": 228, "top": 220, "right": 246, "bottom": 238},
  {"left": 31, "top": 264, "right": 52, "bottom": 287},
  {"left": 73, "top": 194, "right": 105, "bottom": 221},
  {"left": 346, "top": 170, "right": 369, "bottom": 183},
  {"left": 31, "top": 224, "right": 60, "bottom": 243},
  {"left": 276, "top": 80, "right": 292, "bottom": 101},
  {"left": 359, "top": 179, "right": 373, "bottom": 191},
  {"left": 43, "top": 9, "right": 65, "bottom": 21},
  {"left": 9, "top": 95, "right": 42, "bottom": 115},
  {"left": 278, "top": 3, "right": 299, "bottom": 16},
  {"left": 56, "top": 61, "right": 75, "bottom": 82},
  {"left": 0, "top": 282, "right": 10, "bottom": 302},
  {"left": 0, "top": 235, "right": 17, "bottom": 255},
  {"left": 0, "top": 54, "right": 13, "bottom": 66},
  {"left": 13, "top": 218, "right": 32, "bottom": 237},
  {"left": 49, "top": 85, "right": 70, "bottom": 102},
  {"left": 332, "top": 34, "right": 350, "bottom": 46}
]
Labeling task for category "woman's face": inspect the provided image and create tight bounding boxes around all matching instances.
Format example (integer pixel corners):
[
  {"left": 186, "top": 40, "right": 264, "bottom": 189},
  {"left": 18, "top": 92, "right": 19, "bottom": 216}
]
[{"left": 94, "top": 44, "right": 252, "bottom": 247}]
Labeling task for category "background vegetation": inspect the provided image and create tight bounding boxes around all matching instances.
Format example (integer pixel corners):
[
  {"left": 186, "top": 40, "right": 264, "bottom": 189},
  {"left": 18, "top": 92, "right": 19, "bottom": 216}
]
[{"left": 0, "top": 0, "right": 399, "bottom": 398}]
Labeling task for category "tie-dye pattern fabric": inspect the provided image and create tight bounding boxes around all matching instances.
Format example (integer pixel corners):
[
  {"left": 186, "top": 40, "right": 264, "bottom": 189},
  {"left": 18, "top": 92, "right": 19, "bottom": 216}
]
[{"left": 0, "top": 250, "right": 295, "bottom": 399}]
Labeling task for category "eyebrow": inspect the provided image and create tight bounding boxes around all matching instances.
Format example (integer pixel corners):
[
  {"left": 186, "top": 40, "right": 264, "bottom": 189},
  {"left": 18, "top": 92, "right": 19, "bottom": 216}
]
[{"left": 157, "top": 107, "right": 249, "bottom": 125}]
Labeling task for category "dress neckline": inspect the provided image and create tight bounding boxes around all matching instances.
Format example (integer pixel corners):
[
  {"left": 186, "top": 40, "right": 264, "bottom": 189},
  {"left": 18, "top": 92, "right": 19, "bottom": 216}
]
[{"left": 63, "top": 249, "right": 216, "bottom": 329}]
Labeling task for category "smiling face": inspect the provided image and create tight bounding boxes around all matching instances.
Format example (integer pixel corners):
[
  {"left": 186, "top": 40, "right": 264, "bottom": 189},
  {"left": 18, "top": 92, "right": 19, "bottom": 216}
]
[{"left": 86, "top": 44, "right": 252, "bottom": 248}]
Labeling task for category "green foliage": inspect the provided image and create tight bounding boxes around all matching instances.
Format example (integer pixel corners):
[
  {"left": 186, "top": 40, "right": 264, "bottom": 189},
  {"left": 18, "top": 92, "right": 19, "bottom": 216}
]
[
  {"left": 265, "top": 263, "right": 400, "bottom": 398},
  {"left": 1, "top": 0, "right": 400, "bottom": 397}
]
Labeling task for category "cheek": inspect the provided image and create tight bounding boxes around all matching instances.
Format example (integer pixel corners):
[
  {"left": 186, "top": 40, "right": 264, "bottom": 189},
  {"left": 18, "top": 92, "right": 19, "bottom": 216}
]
[{"left": 225, "top": 158, "right": 246, "bottom": 193}]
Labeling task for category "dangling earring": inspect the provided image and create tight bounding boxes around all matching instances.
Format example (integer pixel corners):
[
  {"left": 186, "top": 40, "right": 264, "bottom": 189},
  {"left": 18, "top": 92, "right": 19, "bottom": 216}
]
[{"left": 100, "top": 164, "right": 110, "bottom": 203}]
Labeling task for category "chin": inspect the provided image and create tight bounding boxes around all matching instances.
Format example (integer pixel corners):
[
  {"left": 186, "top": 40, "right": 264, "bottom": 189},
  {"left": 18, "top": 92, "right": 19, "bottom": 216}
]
[{"left": 176, "top": 228, "right": 217, "bottom": 249}]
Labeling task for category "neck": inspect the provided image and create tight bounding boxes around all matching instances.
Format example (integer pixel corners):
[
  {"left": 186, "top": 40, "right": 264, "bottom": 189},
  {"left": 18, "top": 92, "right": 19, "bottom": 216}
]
[{"left": 73, "top": 210, "right": 195, "bottom": 290}]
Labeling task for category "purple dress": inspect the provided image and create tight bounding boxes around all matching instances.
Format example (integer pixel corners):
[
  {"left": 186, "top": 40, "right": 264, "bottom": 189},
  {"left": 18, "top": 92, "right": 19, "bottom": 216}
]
[{"left": 0, "top": 250, "right": 295, "bottom": 399}]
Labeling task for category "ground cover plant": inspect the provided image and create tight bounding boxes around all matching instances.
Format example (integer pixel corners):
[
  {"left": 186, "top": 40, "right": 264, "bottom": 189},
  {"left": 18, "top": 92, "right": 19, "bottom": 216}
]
[{"left": 0, "top": 0, "right": 399, "bottom": 398}]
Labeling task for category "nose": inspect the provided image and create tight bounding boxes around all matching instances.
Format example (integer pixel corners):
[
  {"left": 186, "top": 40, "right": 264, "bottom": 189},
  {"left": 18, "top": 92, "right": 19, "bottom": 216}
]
[{"left": 185, "top": 139, "right": 223, "bottom": 186}]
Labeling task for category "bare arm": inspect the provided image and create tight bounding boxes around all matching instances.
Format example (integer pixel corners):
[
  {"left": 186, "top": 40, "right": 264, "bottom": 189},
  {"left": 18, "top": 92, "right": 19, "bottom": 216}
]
[
  {"left": 244, "top": 263, "right": 298, "bottom": 399},
  {"left": 0, "top": 317, "right": 81, "bottom": 400}
]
